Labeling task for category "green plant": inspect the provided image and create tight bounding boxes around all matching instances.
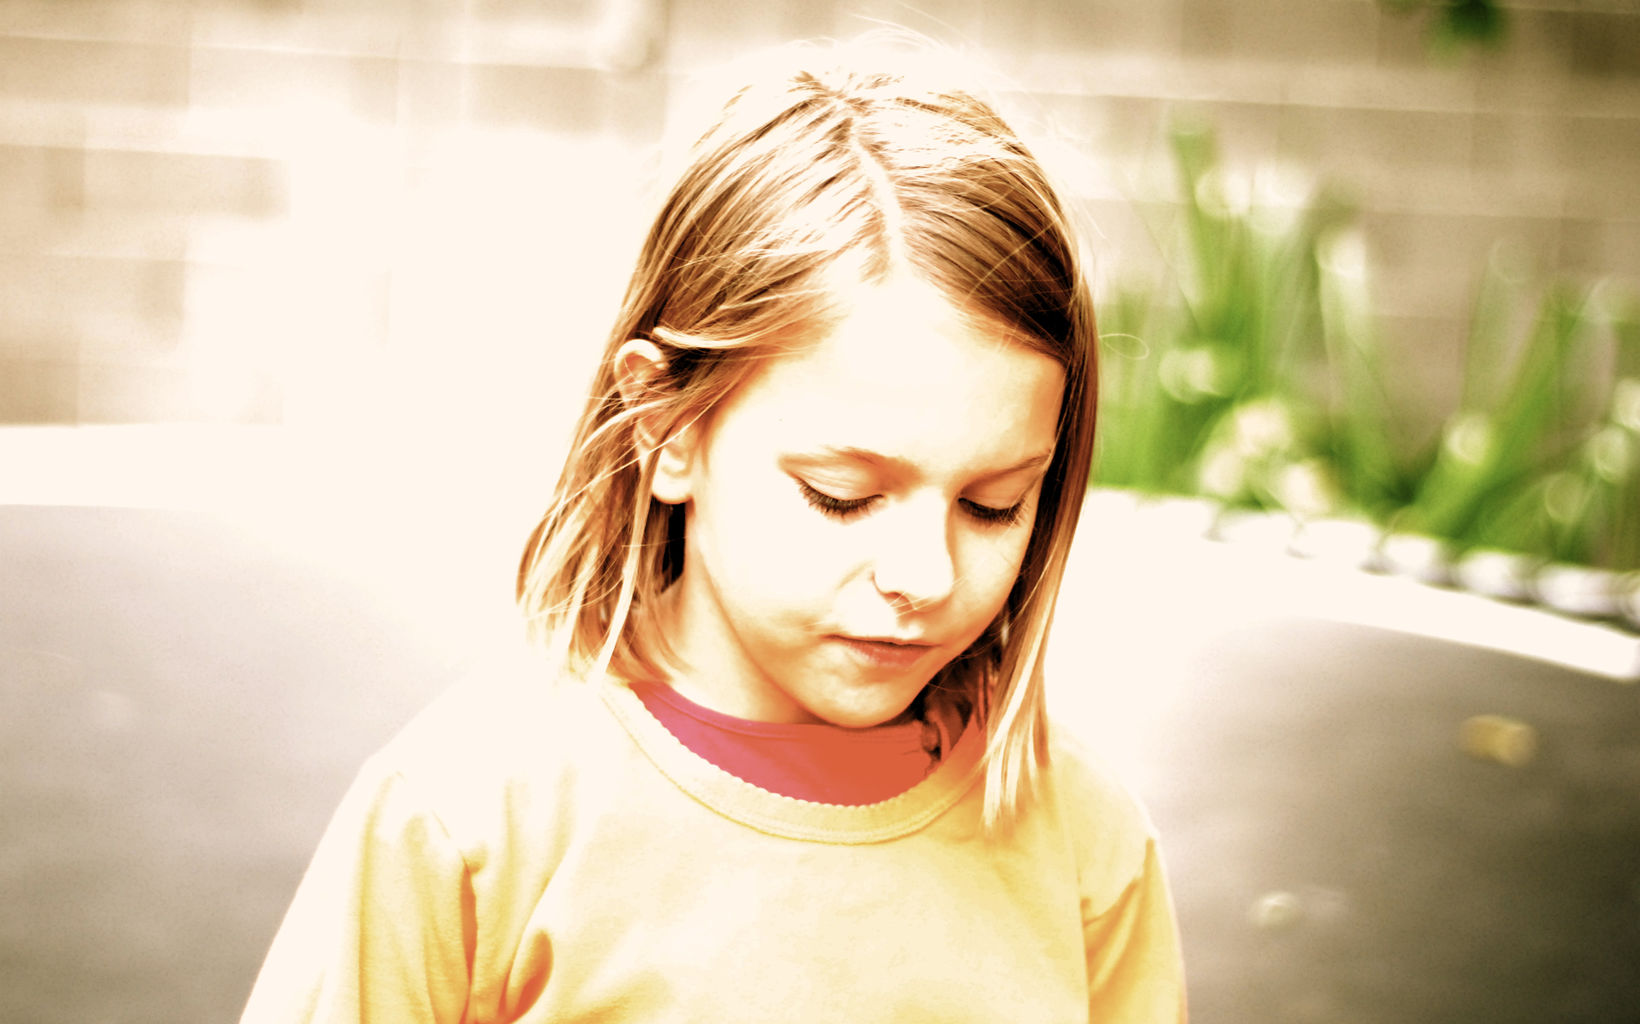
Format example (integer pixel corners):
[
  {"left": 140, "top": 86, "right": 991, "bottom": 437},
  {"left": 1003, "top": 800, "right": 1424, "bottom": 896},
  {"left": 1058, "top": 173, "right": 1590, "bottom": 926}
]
[
  {"left": 1094, "top": 121, "right": 1406, "bottom": 521},
  {"left": 1413, "top": 281, "right": 1639, "bottom": 570},
  {"left": 1095, "top": 121, "right": 1639, "bottom": 577}
]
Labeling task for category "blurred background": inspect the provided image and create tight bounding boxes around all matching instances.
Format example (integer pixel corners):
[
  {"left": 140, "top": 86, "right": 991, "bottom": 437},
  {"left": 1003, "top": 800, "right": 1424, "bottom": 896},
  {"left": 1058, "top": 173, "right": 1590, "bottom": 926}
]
[{"left": 2, "top": 0, "right": 1638, "bottom": 1021}]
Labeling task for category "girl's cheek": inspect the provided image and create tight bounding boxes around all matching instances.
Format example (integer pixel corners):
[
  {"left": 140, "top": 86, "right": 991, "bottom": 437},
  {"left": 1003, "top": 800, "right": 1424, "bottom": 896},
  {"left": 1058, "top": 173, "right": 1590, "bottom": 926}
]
[
  {"left": 961, "top": 531, "right": 1032, "bottom": 602},
  {"left": 724, "top": 479, "right": 856, "bottom": 595},
  {"left": 790, "top": 517, "right": 865, "bottom": 584}
]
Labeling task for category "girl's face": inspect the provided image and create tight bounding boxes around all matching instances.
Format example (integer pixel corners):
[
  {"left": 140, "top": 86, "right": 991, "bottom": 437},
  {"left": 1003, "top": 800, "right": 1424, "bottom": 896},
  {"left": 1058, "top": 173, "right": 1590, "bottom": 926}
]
[{"left": 650, "top": 275, "right": 1065, "bottom": 729}]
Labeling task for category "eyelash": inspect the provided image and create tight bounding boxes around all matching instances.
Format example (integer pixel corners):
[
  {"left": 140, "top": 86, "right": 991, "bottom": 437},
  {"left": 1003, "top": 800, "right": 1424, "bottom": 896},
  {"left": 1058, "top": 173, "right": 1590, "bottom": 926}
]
[{"left": 796, "top": 481, "right": 1025, "bottom": 527}]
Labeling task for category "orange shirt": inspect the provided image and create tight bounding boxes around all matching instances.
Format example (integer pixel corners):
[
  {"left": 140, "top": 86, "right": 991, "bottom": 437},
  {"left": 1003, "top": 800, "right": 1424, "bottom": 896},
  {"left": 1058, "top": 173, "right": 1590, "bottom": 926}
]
[{"left": 629, "top": 678, "right": 940, "bottom": 804}]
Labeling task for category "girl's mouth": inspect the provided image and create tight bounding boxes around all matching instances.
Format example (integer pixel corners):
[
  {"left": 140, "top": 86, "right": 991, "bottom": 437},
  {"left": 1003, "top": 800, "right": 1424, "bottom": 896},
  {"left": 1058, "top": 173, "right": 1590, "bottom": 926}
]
[{"left": 832, "top": 636, "right": 935, "bottom": 671}]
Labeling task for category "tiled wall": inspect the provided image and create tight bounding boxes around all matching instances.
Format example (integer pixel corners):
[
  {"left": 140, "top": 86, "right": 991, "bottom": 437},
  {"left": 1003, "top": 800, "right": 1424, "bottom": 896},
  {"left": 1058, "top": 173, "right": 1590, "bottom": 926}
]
[{"left": 2, "top": 0, "right": 1636, "bottom": 439}]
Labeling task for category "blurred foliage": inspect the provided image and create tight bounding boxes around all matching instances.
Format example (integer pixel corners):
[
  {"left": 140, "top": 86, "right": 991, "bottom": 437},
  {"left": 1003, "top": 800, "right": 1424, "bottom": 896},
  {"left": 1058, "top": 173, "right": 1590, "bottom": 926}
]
[
  {"left": 1381, "top": 0, "right": 1509, "bottom": 54},
  {"left": 1094, "top": 122, "right": 1640, "bottom": 575},
  {"left": 1402, "top": 263, "right": 1639, "bottom": 570}
]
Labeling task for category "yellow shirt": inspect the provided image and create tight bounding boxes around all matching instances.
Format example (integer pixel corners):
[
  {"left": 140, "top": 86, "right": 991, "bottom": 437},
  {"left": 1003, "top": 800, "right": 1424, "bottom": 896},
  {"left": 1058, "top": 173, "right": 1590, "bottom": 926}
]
[{"left": 241, "top": 652, "right": 1186, "bottom": 1023}]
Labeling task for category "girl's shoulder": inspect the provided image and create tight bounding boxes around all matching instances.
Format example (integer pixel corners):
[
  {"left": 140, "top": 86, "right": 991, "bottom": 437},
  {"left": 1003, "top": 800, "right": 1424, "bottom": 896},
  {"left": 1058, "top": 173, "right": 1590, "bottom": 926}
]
[
  {"left": 391, "top": 641, "right": 605, "bottom": 752},
  {"left": 1045, "top": 719, "right": 1154, "bottom": 829},
  {"left": 1043, "top": 717, "right": 1162, "bottom": 905},
  {"left": 353, "top": 641, "right": 621, "bottom": 848}
]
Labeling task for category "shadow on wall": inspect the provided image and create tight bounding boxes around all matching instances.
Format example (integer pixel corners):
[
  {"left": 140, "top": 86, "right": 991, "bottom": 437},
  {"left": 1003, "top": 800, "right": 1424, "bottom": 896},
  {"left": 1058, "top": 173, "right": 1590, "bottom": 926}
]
[{"left": 1, "top": 503, "right": 1636, "bottom": 1023}]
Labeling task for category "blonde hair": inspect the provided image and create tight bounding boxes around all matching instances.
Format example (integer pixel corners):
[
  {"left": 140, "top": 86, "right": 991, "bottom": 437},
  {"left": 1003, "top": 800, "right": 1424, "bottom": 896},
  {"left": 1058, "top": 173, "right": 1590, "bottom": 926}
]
[{"left": 518, "top": 39, "right": 1099, "bottom": 828}]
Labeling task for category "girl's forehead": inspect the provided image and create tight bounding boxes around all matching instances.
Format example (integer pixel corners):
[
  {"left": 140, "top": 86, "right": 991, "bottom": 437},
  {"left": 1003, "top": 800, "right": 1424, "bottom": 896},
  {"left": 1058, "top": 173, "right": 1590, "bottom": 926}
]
[
  {"left": 763, "top": 275, "right": 1002, "bottom": 361},
  {"left": 793, "top": 276, "right": 1051, "bottom": 387},
  {"left": 712, "top": 276, "right": 1064, "bottom": 465}
]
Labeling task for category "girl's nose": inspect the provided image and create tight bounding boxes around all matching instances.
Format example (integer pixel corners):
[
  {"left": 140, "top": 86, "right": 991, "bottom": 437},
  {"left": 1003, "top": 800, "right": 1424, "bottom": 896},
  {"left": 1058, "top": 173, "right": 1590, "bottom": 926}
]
[{"left": 870, "top": 496, "right": 956, "bottom": 610}]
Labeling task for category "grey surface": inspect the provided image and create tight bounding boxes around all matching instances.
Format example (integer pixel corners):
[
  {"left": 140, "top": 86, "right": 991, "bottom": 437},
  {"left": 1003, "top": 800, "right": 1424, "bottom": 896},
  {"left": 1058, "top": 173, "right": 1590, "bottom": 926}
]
[
  {"left": 2, "top": 504, "right": 1637, "bottom": 1022},
  {"left": 1147, "top": 619, "right": 1640, "bottom": 1024},
  {"left": 1, "top": 505, "right": 455, "bottom": 1024}
]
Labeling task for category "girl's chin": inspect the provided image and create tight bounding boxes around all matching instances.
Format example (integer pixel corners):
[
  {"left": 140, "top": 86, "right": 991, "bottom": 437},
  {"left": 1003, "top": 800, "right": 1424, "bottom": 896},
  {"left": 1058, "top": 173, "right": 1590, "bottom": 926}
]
[{"left": 794, "top": 683, "right": 932, "bottom": 731}]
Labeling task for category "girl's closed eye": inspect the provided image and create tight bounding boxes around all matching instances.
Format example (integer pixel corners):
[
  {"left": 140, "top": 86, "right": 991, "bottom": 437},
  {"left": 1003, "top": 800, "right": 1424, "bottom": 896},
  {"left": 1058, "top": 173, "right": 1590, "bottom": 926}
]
[
  {"left": 959, "top": 497, "right": 1026, "bottom": 526},
  {"left": 797, "top": 478, "right": 1026, "bottom": 527},
  {"left": 796, "top": 479, "right": 877, "bottom": 519}
]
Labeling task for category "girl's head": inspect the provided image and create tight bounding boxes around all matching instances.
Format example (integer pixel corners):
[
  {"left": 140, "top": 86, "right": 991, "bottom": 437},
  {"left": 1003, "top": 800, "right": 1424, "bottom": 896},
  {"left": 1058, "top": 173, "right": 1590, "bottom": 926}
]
[{"left": 519, "top": 40, "right": 1098, "bottom": 824}]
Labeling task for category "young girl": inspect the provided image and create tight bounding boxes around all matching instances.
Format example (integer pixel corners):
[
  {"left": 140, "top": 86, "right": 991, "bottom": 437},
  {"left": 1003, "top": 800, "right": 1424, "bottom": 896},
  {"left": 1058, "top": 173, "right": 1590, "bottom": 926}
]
[{"left": 242, "top": 38, "right": 1186, "bottom": 1024}]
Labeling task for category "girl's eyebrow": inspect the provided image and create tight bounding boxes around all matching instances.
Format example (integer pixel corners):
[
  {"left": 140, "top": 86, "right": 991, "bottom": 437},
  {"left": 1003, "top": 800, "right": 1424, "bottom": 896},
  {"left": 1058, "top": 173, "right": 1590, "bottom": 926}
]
[{"left": 784, "top": 446, "right": 1055, "bottom": 483}]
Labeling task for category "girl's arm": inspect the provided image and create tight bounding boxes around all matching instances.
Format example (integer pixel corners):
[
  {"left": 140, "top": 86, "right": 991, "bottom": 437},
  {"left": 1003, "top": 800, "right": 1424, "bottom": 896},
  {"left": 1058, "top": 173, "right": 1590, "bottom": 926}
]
[
  {"left": 1052, "top": 730, "right": 1189, "bottom": 1022},
  {"left": 1083, "top": 836, "right": 1189, "bottom": 1023},
  {"left": 241, "top": 761, "right": 474, "bottom": 1024}
]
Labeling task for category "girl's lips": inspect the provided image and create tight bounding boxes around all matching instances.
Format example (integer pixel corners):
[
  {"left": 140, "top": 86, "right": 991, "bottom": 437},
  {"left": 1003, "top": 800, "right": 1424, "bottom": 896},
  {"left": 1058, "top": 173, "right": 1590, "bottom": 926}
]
[{"left": 832, "top": 636, "right": 935, "bottom": 671}]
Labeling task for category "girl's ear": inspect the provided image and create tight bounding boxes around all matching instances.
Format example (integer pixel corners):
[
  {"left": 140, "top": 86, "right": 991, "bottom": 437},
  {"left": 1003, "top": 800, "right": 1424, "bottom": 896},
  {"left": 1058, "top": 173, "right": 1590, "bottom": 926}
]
[
  {"left": 649, "top": 432, "right": 697, "bottom": 505},
  {"left": 615, "top": 339, "right": 697, "bottom": 505}
]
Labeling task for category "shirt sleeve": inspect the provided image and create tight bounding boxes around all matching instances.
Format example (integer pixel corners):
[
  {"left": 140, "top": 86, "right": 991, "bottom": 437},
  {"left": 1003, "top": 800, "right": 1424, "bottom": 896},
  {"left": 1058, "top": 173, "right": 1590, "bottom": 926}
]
[
  {"left": 240, "top": 759, "right": 475, "bottom": 1024},
  {"left": 1084, "top": 836, "right": 1188, "bottom": 1023}
]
